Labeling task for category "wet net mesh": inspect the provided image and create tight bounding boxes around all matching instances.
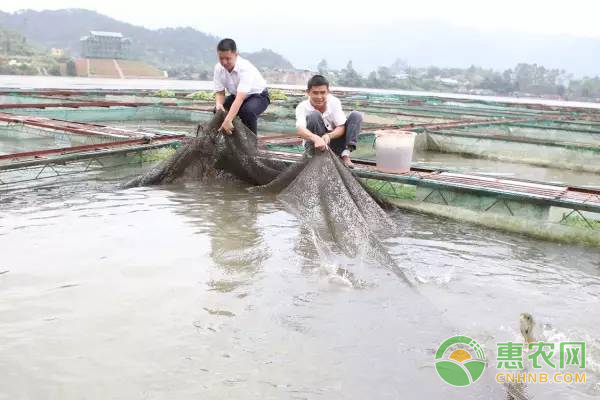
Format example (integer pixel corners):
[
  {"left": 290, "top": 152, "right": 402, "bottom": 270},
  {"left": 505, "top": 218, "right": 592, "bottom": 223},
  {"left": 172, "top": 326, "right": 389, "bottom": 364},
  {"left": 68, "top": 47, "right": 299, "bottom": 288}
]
[{"left": 124, "top": 111, "right": 409, "bottom": 282}]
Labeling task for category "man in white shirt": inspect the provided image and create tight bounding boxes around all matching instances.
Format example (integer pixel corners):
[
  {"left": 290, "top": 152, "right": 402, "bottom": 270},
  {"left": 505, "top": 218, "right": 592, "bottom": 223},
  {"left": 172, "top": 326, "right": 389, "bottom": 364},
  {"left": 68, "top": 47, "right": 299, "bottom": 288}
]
[
  {"left": 213, "top": 38, "right": 270, "bottom": 135},
  {"left": 295, "top": 75, "right": 362, "bottom": 168}
]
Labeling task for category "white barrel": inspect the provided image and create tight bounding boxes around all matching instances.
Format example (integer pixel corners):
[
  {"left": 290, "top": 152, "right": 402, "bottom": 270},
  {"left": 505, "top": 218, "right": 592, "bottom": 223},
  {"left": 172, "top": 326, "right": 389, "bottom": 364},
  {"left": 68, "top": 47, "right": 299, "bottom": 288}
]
[{"left": 375, "top": 130, "right": 416, "bottom": 173}]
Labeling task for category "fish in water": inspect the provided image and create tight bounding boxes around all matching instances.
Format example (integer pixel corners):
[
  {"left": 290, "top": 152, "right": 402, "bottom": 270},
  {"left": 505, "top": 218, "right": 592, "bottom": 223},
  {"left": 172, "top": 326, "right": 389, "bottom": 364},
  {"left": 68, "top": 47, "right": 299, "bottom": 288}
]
[{"left": 505, "top": 313, "right": 535, "bottom": 400}]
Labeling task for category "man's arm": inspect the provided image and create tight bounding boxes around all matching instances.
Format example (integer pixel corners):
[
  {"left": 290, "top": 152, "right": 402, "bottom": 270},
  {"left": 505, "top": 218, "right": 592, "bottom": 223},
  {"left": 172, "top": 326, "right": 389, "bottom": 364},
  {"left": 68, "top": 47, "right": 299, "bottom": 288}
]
[
  {"left": 225, "top": 91, "right": 246, "bottom": 122},
  {"left": 327, "top": 97, "right": 347, "bottom": 141},
  {"left": 306, "top": 124, "right": 343, "bottom": 148},
  {"left": 219, "top": 91, "right": 247, "bottom": 133},
  {"left": 297, "top": 126, "right": 327, "bottom": 150},
  {"left": 219, "top": 64, "right": 255, "bottom": 133},
  {"left": 213, "top": 64, "right": 226, "bottom": 112},
  {"left": 215, "top": 91, "right": 226, "bottom": 111},
  {"left": 295, "top": 104, "right": 327, "bottom": 151},
  {"left": 327, "top": 124, "right": 345, "bottom": 140}
]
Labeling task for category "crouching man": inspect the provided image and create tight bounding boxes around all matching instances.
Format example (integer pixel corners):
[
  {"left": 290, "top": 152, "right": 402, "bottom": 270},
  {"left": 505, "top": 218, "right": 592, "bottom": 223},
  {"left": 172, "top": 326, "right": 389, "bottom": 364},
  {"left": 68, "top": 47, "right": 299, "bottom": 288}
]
[
  {"left": 295, "top": 74, "right": 362, "bottom": 167},
  {"left": 213, "top": 38, "right": 270, "bottom": 135}
]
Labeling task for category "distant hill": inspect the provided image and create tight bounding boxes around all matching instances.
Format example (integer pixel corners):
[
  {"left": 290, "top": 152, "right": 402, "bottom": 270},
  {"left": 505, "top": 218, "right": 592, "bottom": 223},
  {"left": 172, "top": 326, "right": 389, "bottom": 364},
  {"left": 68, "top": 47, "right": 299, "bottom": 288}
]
[
  {"left": 241, "top": 49, "right": 293, "bottom": 70},
  {"left": 0, "top": 27, "right": 40, "bottom": 56},
  {"left": 0, "top": 27, "right": 62, "bottom": 76},
  {"left": 0, "top": 9, "right": 295, "bottom": 70}
]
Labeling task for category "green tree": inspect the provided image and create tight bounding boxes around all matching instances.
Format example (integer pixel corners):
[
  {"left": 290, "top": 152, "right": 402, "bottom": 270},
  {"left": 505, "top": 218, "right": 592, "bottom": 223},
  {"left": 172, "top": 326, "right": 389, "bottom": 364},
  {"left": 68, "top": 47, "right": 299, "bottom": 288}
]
[
  {"left": 426, "top": 66, "right": 441, "bottom": 79},
  {"left": 366, "top": 71, "right": 379, "bottom": 88},
  {"left": 48, "top": 64, "right": 61, "bottom": 76},
  {"left": 390, "top": 58, "right": 408, "bottom": 74},
  {"left": 375, "top": 66, "right": 398, "bottom": 89},
  {"left": 338, "top": 60, "right": 364, "bottom": 87},
  {"left": 514, "top": 63, "right": 535, "bottom": 92},
  {"left": 317, "top": 59, "right": 329, "bottom": 76}
]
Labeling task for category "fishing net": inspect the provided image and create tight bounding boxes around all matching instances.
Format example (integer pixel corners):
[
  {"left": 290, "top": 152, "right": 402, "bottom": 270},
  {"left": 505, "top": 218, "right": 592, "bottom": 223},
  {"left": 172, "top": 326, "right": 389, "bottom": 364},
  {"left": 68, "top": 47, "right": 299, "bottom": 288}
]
[
  {"left": 124, "top": 111, "right": 409, "bottom": 282},
  {"left": 123, "top": 111, "right": 283, "bottom": 187}
]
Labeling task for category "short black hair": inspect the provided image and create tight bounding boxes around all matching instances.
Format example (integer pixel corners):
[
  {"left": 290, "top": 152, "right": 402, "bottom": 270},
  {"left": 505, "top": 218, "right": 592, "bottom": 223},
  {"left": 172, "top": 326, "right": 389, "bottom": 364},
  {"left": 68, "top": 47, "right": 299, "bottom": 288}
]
[
  {"left": 217, "top": 38, "right": 237, "bottom": 52},
  {"left": 307, "top": 74, "right": 329, "bottom": 90}
]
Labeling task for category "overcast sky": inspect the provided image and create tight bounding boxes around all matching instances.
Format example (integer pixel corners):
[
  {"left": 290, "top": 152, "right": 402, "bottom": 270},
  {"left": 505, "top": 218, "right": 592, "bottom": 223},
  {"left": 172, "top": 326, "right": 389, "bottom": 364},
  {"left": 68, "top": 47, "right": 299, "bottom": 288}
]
[
  {"left": 3, "top": 0, "right": 600, "bottom": 74},
  {"left": 3, "top": 0, "right": 600, "bottom": 38}
]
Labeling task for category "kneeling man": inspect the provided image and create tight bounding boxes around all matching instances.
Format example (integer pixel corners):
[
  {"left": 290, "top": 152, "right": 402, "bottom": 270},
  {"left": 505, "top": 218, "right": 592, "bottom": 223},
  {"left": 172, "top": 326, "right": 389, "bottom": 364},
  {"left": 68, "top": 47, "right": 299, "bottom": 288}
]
[{"left": 295, "top": 75, "right": 362, "bottom": 167}]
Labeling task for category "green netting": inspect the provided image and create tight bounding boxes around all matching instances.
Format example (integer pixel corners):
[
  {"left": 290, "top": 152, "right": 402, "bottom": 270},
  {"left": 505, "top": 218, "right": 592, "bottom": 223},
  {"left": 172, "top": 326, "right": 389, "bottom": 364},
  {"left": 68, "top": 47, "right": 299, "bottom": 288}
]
[
  {"left": 0, "top": 94, "right": 68, "bottom": 104},
  {"left": 362, "top": 179, "right": 417, "bottom": 200},
  {"left": 264, "top": 143, "right": 304, "bottom": 153},
  {"left": 0, "top": 144, "right": 180, "bottom": 190},
  {"left": 427, "top": 131, "right": 600, "bottom": 172},
  {"left": 335, "top": 92, "right": 560, "bottom": 121},
  {"left": 0, "top": 106, "right": 211, "bottom": 123},
  {"left": 0, "top": 125, "right": 119, "bottom": 155},
  {"left": 2, "top": 106, "right": 299, "bottom": 134},
  {"left": 451, "top": 124, "right": 600, "bottom": 145}
]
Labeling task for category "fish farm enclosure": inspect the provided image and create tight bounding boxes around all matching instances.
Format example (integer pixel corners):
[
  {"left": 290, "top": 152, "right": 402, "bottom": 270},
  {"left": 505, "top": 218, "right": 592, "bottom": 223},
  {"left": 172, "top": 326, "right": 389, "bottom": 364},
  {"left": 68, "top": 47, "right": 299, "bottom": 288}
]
[{"left": 1, "top": 88, "right": 599, "bottom": 246}]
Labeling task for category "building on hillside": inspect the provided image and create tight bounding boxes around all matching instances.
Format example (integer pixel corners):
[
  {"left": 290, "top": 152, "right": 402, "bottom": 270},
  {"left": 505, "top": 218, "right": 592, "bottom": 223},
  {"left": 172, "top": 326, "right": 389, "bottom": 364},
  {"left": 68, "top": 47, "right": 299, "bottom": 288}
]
[
  {"left": 80, "top": 31, "right": 131, "bottom": 59},
  {"left": 51, "top": 48, "right": 65, "bottom": 58}
]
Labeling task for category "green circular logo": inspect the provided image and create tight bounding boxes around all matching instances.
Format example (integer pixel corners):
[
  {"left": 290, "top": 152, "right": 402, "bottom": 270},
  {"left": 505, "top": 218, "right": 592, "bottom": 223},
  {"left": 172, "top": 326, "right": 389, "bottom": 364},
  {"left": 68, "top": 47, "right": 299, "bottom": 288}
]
[{"left": 435, "top": 336, "right": 487, "bottom": 386}]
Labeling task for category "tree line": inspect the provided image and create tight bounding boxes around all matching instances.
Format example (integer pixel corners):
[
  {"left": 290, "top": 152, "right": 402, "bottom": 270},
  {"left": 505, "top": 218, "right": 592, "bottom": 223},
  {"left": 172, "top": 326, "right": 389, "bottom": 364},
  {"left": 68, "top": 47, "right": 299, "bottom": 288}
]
[{"left": 317, "top": 59, "right": 600, "bottom": 101}]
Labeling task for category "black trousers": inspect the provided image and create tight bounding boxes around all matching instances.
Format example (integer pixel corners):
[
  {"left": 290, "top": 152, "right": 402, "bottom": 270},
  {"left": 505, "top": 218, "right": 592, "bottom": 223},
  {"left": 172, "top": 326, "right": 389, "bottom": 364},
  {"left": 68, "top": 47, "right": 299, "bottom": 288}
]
[
  {"left": 304, "top": 110, "right": 363, "bottom": 156},
  {"left": 220, "top": 89, "right": 270, "bottom": 134}
]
